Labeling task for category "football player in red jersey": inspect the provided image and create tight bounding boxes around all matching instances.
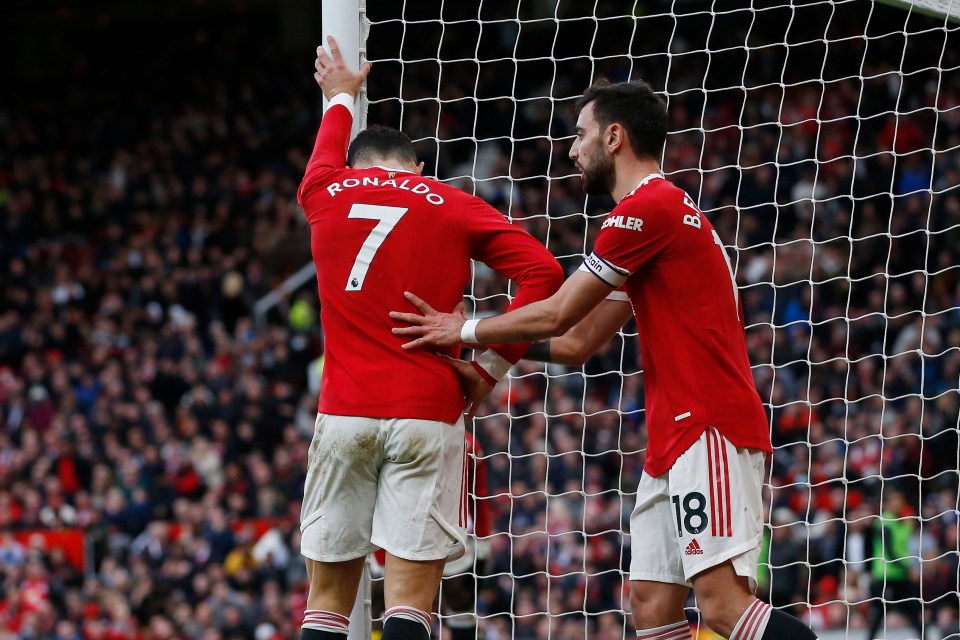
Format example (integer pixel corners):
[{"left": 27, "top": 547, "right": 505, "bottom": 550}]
[
  {"left": 392, "top": 80, "right": 818, "bottom": 640},
  {"left": 296, "top": 38, "right": 563, "bottom": 640}
]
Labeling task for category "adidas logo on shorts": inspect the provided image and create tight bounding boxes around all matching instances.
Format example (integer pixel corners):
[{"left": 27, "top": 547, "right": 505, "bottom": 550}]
[{"left": 685, "top": 539, "right": 704, "bottom": 555}]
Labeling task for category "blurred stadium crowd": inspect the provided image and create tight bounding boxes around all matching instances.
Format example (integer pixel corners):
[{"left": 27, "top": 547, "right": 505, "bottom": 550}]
[{"left": 2, "top": 1, "right": 959, "bottom": 639}]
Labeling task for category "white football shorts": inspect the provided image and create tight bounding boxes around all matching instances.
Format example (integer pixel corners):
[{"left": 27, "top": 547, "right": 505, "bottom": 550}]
[
  {"left": 629, "top": 426, "right": 766, "bottom": 589},
  {"left": 300, "top": 413, "right": 467, "bottom": 563}
]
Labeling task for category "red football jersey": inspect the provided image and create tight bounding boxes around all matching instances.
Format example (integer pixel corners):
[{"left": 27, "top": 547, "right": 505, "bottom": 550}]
[
  {"left": 582, "top": 173, "right": 771, "bottom": 476},
  {"left": 298, "top": 97, "right": 562, "bottom": 423}
]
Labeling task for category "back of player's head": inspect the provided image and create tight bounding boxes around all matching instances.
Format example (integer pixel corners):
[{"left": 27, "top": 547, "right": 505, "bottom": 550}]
[
  {"left": 347, "top": 125, "right": 418, "bottom": 169},
  {"left": 575, "top": 79, "right": 668, "bottom": 161}
]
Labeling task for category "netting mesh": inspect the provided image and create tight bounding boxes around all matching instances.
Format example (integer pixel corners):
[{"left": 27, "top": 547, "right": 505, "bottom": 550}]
[{"left": 362, "top": 1, "right": 959, "bottom": 638}]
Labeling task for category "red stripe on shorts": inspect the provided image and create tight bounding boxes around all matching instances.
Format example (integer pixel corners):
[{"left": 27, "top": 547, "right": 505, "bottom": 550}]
[
  {"left": 706, "top": 428, "right": 717, "bottom": 537},
  {"left": 710, "top": 427, "right": 726, "bottom": 537},
  {"left": 718, "top": 429, "right": 732, "bottom": 537}
]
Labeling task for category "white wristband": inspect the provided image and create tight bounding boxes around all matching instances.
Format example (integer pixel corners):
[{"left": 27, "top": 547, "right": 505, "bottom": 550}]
[
  {"left": 475, "top": 349, "right": 512, "bottom": 381},
  {"left": 328, "top": 92, "right": 356, "bottom": 116},
  {"left": 460, "top": 319, "right": 480, "bottom": 344}
]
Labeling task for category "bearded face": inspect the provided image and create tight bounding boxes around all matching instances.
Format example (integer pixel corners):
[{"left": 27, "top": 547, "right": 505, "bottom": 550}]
[
  {"left": 570, "top": 102, "right": 618, "bottom": 197},
  {"left": 581, "top": 141, "right": 615, "bottom": 195}
]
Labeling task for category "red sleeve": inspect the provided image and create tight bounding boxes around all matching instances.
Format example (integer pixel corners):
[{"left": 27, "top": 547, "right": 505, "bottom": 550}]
[
  {"left": 466, "top": 198, "right": 564, "bottom": 363},
  {"left": 297, "top": 103, "right": 353, "bottom": 207}
]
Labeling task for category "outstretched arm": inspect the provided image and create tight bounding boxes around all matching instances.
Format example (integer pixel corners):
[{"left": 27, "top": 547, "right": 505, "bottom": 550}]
[
  {"left": 524, "top": 297, "right": 633, "bottom": 365},
  {"left": 391, "top": 270, "right": 614, "bottom": 350},
  {"left": 299, "top": 36, "right": 372, "bottom": 205}
]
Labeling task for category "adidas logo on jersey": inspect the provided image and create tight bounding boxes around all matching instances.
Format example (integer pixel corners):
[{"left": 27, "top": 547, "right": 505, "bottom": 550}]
[{"left": 685, "top": 539, "right": 704, "bottom": 555}]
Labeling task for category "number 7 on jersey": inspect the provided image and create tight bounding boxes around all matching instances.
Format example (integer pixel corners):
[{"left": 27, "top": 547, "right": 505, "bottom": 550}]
[{"left": 345, "top": 203, "right": 408, "bottom": 291}]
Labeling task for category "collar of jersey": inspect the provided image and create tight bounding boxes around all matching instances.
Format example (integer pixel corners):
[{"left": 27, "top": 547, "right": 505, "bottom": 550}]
[
  {"left": 368, "top": 165, "right": 414, "bottom": 173},
  {"left": 625, "top": 172, "right": 664, "bottom": 198}
]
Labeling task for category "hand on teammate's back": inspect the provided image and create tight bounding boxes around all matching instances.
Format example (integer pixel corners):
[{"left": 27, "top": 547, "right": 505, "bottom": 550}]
[
  {"left": 314, "top": 35, "right": 370, "bottom": 100},
  {"left": 438, "top": 356, "right": 493, "bottom": 422},
  {"left": 390, "top": 291, "right": 465, "bottom": 350},
  {"left": 393, "top": 296, "right": 494, "bottom": 418}
]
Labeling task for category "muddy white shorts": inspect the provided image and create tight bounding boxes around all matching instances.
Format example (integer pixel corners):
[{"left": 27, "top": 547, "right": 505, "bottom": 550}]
[
  {"left": 300, "top": 413, "right": 467, "bottom": 563},
  {"left": 628, "top": 426, "right": 766, "bottom": 588}
]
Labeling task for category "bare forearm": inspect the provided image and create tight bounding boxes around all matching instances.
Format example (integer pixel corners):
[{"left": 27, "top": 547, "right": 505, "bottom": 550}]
[
  {"left": 522, "top": 298, "right": 634, "bottom": 366},
  {"left": 523, "top": 337, "right": 592, "bottom": 366},
  {"left": 391, "top": 271, "right": 614, "bottom": 353},
  {"left": 473, "top": 271, "right": 612, "bottom": 346},
  {"left": 474, "top": 298, "right": 569, "bottom": 345}
]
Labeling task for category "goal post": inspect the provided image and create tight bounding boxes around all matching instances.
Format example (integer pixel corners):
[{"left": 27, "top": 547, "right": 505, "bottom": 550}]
[
  {"left": 877, "top": 0, "right": 960, "bottom": 23},
  {"left": 320, "top": 0, "right": 367, "bottom": 138},
  {"left": 316, "top": 1, "right": 960, "bottom": 639},
  {"left": 316, "top": 6, "right": 374, "bottom": 640}
]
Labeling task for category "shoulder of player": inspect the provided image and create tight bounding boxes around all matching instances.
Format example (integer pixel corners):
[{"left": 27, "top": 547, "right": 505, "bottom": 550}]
[
  {"left": 418, "top": 176, "right": 476, "bottom": 198},
  {"left": 620, "top": 175, "right": 682, "bottom": 204},
  {"left": 618, "top": 178, "right": 692, "bottom": 216},
  {"left": 421, "top": 178, "right": 505, "bottom": 214},
  {"left": 603, "top": 178, "right": 710, "bottom": 237}
]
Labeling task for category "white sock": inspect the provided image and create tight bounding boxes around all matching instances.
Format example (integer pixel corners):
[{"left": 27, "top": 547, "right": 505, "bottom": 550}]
[
  {"left": 302, "top": 609, "right": 349, "bottom": 635},
  {"left": 636, "top": 620, "right": 692, "bottom": 639},
  {"left": 729, "top": 599, "right": 773, "bottom": 640},
  {"left": 384, "top": 605, "right": 432, "bottom": 636}
]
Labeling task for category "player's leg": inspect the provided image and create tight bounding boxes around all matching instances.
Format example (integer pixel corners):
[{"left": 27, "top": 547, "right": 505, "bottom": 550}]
[
  {"left": 382, "top": 553, "right": 447, "bottom": 639},
  {"left": 373, "top": 417, "right": 468, "bottom": 640},
  {"left": 688, "top": 560, "right": 755, "bottom": 636},
  {"left": 629, "top": 581, "right": 690, "bottom": 639},
  {"left": 677, "top": 429, "right": 817, "bottom": 639},
  {"left": 300, "top": 413, "right": 382, "bottom": 639},
  {"left": 694, "top": 571, "right": 821, "bottom": 640},
  {"left": 301, "top": 557, "right": 367, "bottom": 638},
  {"left": 627, "top": 469, "right": 694, "bottom": 638}
]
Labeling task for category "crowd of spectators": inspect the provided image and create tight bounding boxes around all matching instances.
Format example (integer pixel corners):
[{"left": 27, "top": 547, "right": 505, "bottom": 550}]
[{"left": 1, "top": 1, "right": 958, "bottom": 639}]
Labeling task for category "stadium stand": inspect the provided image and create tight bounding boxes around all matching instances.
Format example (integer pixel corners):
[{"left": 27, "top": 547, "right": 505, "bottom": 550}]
[{"left": 1, "top": 1, "right": 957, "bottom": 638}]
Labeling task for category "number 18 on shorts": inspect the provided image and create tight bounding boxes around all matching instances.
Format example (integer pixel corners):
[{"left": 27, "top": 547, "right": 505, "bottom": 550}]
[{"left": 629, "top": 427, "right": 766, "bottom": 588}]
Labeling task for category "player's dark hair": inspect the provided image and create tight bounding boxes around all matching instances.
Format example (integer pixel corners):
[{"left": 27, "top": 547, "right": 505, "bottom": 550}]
[
  {"left": 347, "top": 125, "right": 418, "bottom": 167},
  {"left": 575, "top": 79, "right": 668, "bottom": 161}
]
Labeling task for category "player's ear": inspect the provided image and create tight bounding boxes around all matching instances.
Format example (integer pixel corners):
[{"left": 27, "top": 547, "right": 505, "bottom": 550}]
[
  {"left": 607, "top": 124, "right": 624, "bottom": 154},
  {"left": 415, "top": 161, "right": 425, "bottom": 175}
]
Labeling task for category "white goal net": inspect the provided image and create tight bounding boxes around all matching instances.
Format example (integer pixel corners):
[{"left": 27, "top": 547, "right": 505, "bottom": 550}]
[{"left": 359, "top": 1, "right": 960, "bottom": 638}]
